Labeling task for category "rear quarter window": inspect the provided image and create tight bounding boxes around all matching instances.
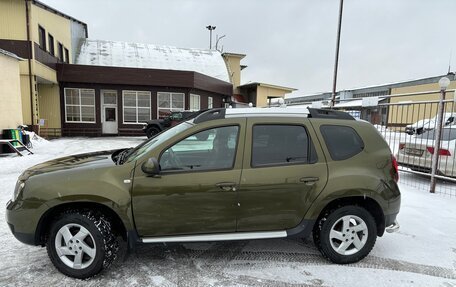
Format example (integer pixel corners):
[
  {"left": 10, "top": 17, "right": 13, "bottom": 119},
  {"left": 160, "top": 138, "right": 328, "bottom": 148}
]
[{"left": 320, "top": 125, "right": 364, "bottom": 161}]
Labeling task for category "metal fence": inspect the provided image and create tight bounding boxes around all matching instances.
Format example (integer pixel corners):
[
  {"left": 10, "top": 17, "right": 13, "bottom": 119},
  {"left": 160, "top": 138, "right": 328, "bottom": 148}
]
[{"left": 291, "top": 88, "right": 456, "bottom": 197}]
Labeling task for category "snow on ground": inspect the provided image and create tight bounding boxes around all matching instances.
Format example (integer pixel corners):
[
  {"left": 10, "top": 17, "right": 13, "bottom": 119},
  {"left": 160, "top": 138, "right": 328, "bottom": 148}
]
[{"left": 0, "top": 137, "right": 456, "bottom": 287}]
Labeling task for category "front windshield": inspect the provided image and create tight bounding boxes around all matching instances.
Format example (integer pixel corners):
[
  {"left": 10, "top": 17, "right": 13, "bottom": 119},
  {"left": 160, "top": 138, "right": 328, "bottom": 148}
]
[{"left": 125, "top": 121, "right": 194, "bottom": 163}]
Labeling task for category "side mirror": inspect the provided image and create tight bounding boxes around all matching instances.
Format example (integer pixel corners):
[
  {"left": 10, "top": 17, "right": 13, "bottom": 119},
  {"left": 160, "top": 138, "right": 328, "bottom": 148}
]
[{"left": 141, "top": 157, "right": 160, "bottom": 175}]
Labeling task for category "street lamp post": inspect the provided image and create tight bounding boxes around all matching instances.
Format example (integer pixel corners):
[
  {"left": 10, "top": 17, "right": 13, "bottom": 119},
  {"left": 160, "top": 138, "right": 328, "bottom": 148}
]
[
  {"left": 206, "top": 25, "right": 216, "bottom": 49},
  {"left": 330, "top": 0, "right": 344, "bottom": 108},
  {"left": 430, "top": 76, "right": 451, "bottom": 193}
]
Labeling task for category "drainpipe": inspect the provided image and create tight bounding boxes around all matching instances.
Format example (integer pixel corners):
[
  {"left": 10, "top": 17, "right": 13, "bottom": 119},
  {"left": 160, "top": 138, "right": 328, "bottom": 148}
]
[{"left": 25, "top": 0, "right": 34, "bottom": 128}]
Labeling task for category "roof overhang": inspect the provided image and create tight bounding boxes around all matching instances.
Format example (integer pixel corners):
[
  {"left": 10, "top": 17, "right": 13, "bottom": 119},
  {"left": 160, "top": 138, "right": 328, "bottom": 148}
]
[
  {"left": 0, "top": 48, "right": 24, "bottom": 61},
  {"left": 222, "top": 52, "right": 247, "bottom": 59},
  {"left": 56, "top": 64, "right": 233, "bottom": 96},
  {"left": 238, "top": 82, "right": 297, "bottom": 92}
]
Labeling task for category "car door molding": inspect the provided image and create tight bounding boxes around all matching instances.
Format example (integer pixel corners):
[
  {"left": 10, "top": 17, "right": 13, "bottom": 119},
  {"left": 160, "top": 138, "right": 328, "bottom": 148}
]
[{"left": 141, "top": 230, "right": 287, "bottom": 243}]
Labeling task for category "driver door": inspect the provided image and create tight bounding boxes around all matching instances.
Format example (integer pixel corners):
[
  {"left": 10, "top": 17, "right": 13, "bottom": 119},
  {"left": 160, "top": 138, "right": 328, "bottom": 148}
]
[{"left": 131, "top": 120, "right": 245, "bottom": 237}]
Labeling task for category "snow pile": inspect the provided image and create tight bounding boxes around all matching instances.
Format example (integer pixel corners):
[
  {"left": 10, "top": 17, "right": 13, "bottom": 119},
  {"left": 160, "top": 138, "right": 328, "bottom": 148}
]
[{"left": 25, "top": 131, "right": 49, "bottom": 148}]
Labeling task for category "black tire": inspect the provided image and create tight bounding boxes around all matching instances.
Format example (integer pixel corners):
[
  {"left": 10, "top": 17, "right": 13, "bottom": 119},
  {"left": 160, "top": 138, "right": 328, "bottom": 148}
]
[
  {"left": 46, "top": 210, "right": 119, "bottom": 279},
  {"left": 146, "top": 127, "right": 160, "bottom": 138},
  {"left": 313, "top": 205, "right": 377, "bottom": 264}
]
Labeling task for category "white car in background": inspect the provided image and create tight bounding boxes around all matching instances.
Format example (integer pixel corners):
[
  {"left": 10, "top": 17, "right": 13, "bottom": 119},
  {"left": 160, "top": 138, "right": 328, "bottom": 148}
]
[
  {"left": 405, "top": 113, "right": 455, "bottom": 135},
  {"left": 397, "top": 126, "right": 456, "bottom": 177}
]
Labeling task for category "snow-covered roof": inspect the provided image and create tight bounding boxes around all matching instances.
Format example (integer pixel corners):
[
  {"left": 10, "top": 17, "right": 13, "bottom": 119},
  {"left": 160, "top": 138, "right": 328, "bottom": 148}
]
[
  {"left": 0, "top": 48, "right": 23, "bottom": 61},
  {"left": 75, "top": 39, "right": 230, "bottom": 82}
]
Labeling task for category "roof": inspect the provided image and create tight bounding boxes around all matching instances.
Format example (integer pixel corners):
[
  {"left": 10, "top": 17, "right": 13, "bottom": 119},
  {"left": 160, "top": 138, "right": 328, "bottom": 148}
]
[
  {"left": 33, "top": 0, "right": 87, "bottom": 27},
  {"left": 75, "top": 39, "right": 231, "bottom": 82},
  {"left": 238, "top": 82, "right": 297, "bottom": 92},
  {"left": 0, "top": 48, "right": 23, "bottom": 61},
  {"left": 222, "top": 52, "right": 247, "bottom": 59}
]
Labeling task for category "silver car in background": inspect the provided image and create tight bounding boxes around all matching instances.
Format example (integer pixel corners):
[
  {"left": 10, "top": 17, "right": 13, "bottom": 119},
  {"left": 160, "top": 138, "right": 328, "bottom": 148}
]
[
  {"left": 397, "top": 126, "right": 456, "bottom": 177},
  {"left": 405, "top": 113, "right": 455, "bottom": 135}
]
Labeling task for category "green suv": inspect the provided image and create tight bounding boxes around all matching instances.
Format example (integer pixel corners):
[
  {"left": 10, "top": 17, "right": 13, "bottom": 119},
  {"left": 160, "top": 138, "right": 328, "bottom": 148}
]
[{"left": 6, "top": 108, "right": 401, "bottom": 278}]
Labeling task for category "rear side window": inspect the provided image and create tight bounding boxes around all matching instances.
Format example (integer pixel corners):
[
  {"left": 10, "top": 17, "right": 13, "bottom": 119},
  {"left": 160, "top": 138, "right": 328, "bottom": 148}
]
[
  {"left": 251, "top": 125, "right": 317, "bottom": 167},
  {"left": 320, "top": 125, "right": 364, "bottom": 161}
]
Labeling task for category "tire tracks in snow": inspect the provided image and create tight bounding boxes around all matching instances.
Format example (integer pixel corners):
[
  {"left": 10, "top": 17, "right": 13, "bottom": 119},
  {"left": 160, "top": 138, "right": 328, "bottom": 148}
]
[{"left": 181, "top": 242, "right": 456, "bottom": 280}]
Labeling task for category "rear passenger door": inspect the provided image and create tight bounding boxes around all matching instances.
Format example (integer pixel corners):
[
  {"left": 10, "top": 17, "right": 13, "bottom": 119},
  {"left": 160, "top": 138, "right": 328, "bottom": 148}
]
[{"left": 237, "top": 118, "right": 328, "bottom": 232}]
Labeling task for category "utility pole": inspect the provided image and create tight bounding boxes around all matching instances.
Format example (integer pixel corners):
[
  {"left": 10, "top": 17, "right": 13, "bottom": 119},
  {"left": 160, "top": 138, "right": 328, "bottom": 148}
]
[
  {"left": 206, "top": 25, "right": 216, "bottom": 49},
  {"left": 330, "top": 0, "right": 344, "bottom": 108}
]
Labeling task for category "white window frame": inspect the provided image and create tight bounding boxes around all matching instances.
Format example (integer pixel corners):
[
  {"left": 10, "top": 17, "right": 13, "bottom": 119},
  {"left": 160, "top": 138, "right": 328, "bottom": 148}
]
[
  {"left": 208, "top": 96, "right": 213, "bottom": 109},
  {"left": 122, "top": 90, "right": 151, "bottom": 124},
  {"left": 64, "top": 88, "right": 96, "bottom": 123},
  {"left": 157, "top": 92, "right": 185, "bottom": 118},
  {"left": 189, "top": 94, "right": 201, "bottom": 111}
]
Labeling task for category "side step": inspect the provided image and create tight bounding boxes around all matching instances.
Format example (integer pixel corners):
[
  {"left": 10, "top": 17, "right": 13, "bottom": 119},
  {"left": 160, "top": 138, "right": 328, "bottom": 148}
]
[
  {"left": 0, "top": 139, "right": 34, "bottom": 156},
  {"left": 142, "top": 230, "right": 287, "bottom": 243}
]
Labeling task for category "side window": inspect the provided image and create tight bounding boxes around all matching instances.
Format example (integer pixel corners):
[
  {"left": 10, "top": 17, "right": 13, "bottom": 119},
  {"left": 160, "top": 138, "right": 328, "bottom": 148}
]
[
  {"left": 251, "top": 125, "right": 317, "bottom": 167},
  {"left": 160, "top": 126, "right": 239, "bottom": 172},
  {"left": 320, "top": 125, "right": 364, "bottom": 161}
]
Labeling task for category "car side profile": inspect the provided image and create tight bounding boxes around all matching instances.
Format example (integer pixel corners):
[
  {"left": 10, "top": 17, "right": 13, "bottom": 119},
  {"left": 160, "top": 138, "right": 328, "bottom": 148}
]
[{"left": 6, "top": 108, "right": 401, "bottom": 279}]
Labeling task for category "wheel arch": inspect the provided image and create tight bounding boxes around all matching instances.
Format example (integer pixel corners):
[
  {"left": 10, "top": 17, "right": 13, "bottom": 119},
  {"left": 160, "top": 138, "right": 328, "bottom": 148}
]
[
  {"left": 313, "top": 196, "right": 386, "bottom": 237},
  {"left": 35, "top": 201, "right": 130, "bottom": 246}
]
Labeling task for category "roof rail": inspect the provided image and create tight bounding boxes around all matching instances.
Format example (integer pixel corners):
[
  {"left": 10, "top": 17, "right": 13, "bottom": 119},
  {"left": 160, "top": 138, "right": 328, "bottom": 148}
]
[
  {"left": 307, "top": 108, "right": 354, "bottom": 120},
  {"left": 193, "top": 108, "right": 226, "bottom": 124}
]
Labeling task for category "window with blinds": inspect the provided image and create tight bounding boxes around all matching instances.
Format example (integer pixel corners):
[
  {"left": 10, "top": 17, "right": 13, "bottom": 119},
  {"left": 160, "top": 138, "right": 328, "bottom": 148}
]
[
  {"left": 190, "top": 94, "right": 201, "bottom": 111},
  {"left": 158, "top": 92, "right": 185, "bottom": 118},
  {"left": 123, "top": 91, "right": 151, "bottom": 123},
  {"left": 64, "top": 88, "right": 96, "bottom": 123}
]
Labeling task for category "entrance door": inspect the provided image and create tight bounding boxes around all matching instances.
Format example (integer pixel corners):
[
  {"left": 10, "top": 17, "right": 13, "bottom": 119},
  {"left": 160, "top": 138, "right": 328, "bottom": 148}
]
[{"left": 102, "top": 90, "right": 118, "bottom": 134}]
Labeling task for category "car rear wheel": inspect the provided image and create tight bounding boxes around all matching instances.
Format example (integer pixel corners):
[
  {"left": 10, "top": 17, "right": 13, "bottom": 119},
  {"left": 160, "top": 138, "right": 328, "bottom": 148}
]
[
  {"left": 146, "top": 127, "right": 160, "bottom": 138},
  {"left": 313, "top": 205, "right": 377, "bottom": 264},
  {"left": 46, "top": 210, "right": 119, "bottom": 279}
]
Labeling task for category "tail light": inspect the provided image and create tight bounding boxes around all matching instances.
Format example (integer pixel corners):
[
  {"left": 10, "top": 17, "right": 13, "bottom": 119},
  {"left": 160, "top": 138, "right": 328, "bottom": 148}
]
[
  {"left": 391, "top": 155, "right": 399, "bottom": 182},
  {"left": 399, "top": 143, "right": 405, "bottom": 150},
  {"left": 426, "top": 147, "right": 451, "bottom": 156}
]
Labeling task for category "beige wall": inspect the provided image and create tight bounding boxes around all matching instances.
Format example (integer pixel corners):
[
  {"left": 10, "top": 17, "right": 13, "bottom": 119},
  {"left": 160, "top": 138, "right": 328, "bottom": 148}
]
[
  {"left": 19, "top": 75, "right": 32, "bottom": 124},
  {"left": 38, "top": 84, "right": 61, "bottom": 129},
  {"left": 256, "top": 86, "right": 288, "bottom": 107},
  {"left": 0, "top": 54, "right": 23, "bottom": 130},
  {"left": 223, "top": 54, "right": 242, "bottom": 91},
  {"left": 0, "top": 0, "right": 27, "bottom": 40},
  {"left": 31, "top": 4, "right": 72, "bottom": 63},
  {"left": 388, "top": 82, "right": 456, "bottom": 126}
]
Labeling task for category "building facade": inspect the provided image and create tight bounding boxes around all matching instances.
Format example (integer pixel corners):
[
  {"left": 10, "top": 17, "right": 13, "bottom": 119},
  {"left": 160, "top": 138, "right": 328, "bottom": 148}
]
[
  {"left": 0, "top": 0, "right": 296, "bottom": 137},
  {"left": 0, "top": 49, "right": 24, "bottom": 131}
]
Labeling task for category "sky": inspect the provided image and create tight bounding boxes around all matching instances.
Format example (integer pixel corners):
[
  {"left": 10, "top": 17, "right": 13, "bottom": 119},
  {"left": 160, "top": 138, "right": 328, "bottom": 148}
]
[{"left": 42, "top": 0, "right": 456, "bottom": 97}]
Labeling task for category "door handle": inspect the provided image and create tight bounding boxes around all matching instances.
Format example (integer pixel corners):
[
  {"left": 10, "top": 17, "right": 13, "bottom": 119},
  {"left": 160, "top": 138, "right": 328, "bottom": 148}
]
[
  {"left": 300, "top": 177, "right": 319, "bottom": 185},
  {"left": 216, "top": 182, "right": 237, "bottom": 191}
]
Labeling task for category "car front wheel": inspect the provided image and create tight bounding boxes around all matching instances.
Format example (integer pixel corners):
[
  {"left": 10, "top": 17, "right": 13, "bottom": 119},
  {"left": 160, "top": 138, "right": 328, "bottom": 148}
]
[
  {"left": 313, "top": 205, "right": 377, "bottom": 264},
  {"left": 46, "top": 210, "right": 119, "bottom": 279}
]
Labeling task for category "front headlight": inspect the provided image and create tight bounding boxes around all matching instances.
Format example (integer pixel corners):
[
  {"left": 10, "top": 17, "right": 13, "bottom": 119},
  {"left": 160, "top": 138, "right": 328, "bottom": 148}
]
[{"left": 12, "top": 181, "right": 25, "bottom": 202}]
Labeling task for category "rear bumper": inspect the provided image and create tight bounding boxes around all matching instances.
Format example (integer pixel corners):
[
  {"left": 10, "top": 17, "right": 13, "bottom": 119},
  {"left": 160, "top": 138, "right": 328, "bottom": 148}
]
[
  {"left": 385, "top": 220, "right": 400, "bottom": 233},
  {"left": 397, "top": 153, "right": 456, "bottom": 177}
]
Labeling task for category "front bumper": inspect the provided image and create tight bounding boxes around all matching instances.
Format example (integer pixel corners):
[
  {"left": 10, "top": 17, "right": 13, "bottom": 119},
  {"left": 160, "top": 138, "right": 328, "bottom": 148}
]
[{"left": 6, "top": 199, "right": 45, "bottom": 246}]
